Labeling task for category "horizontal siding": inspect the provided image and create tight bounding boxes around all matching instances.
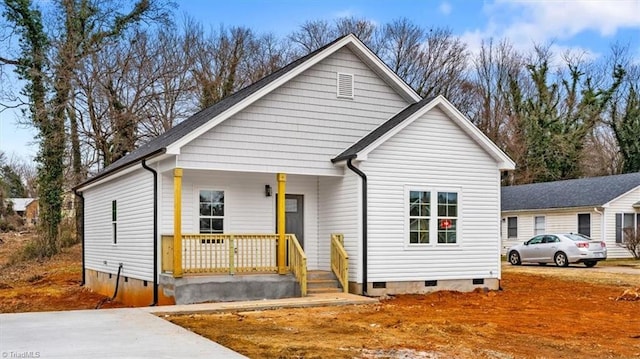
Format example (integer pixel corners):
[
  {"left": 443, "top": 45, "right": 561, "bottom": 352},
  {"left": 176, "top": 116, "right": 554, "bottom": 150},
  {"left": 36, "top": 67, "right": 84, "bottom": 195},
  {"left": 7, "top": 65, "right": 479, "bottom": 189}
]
[
  {"left": 178, "top": 47, "right": 409, "bottom": 175},
  {"left": 500, "top": 208, "right": 603, "bottom": 254},
  {"left": 160, "top": 170, "right": 322, "bottom": 269},
  {"left": 318, "top": 170, "right": 360, "bottom": 279},
  {"left": 362, "top": 107, "right": 502, "bottom": 282},
  {"left": 84, "top": 168, "right": 154, "bottom": 281},
  {"left": 604, "top": 187, "right": 640, "bottom": 258}
]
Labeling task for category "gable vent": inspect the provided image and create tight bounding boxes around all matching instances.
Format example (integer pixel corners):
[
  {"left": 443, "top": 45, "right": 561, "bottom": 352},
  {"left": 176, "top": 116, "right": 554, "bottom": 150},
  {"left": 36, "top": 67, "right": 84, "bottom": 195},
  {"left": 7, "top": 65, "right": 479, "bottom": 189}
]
[{"left": 337, "top": 72, "right": 354, "bottom": 99}]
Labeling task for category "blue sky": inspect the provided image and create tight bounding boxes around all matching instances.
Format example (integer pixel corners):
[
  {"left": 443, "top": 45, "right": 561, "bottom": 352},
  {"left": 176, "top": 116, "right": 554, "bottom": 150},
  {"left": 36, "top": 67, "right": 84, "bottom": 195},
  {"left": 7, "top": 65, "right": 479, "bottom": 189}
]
[{"left": 1, "top": 0, "right": 639, "bottom": 161}]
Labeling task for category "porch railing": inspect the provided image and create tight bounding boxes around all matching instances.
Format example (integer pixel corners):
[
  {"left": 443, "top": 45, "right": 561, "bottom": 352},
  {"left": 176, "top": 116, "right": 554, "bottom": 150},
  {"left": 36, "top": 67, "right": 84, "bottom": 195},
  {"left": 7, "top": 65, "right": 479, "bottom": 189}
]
[
  {"left": 287, "top": 234, "right": 307, "bottom": 296},
  {"left": 161, "top": 233, "right": 307, "bottom": 295},
  {"left": 330, "top": 233, "right": 349, "bottom": 293}
]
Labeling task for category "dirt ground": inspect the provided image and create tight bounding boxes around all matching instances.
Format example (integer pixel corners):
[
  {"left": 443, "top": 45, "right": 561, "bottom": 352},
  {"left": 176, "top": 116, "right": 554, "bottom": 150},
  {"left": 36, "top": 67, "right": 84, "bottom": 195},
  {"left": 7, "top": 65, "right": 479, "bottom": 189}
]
[
  {"left": 2, "top": 231, "right": 640, "bottom": 358},
  {"left": 0, "top": 231, "right": 124, "bottom": 313},
  {"left": 169, "top": 266, "right": 640, "bottom": 359}
]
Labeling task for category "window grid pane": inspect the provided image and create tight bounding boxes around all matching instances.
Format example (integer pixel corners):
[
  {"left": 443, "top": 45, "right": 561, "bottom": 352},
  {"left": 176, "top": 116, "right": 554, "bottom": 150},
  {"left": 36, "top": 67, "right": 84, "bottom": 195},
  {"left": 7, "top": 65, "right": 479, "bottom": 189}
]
[
  {"left": 199, "top": 190, "right": 224, "bottom": 234},
  {"left": 409, "top": 191, "right": 430, "bottom": 244},
  {"left": 437, "top": 192, "right": 457, "bottom": 244}
]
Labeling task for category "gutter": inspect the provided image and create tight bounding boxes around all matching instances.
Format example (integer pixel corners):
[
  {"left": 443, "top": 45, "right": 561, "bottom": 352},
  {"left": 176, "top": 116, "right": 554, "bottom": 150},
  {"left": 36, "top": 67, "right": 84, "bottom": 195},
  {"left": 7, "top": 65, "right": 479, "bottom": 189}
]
[
  {"left": 73, "top": 189, "right": 85, "bottom": 286},
  {"left": 141, "top": 159, "right": 159, "bottom": 306},
  {"left": 345, "top": 157, "right": 368, "bottom": 296}
]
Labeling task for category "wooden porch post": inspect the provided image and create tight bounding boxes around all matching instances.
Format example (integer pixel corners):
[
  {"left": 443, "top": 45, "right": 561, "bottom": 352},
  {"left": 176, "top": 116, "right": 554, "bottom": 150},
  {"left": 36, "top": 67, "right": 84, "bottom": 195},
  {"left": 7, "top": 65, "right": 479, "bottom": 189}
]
[
  {"left": 277, "top": 173, "right": 286, "bottom": 274},
  {"left": 173, "top": 168, "right": 183, "bottom": 278}
]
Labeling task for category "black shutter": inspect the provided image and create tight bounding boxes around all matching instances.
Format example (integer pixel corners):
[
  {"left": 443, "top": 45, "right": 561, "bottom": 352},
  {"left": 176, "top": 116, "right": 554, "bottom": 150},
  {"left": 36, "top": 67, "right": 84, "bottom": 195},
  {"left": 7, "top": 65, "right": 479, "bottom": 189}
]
[{"left": 615, "top": 213, "right": 622, "bottom": 243}]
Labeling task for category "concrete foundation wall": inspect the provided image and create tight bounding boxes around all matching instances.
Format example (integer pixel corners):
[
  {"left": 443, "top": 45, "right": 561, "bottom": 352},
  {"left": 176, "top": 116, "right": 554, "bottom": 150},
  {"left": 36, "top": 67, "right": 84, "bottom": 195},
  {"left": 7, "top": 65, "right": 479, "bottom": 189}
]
[
  {"left": 349, "top": 278, "right": 500, "bottom": 297},
  {"left": 85, "top": 269, "right": 175, "bottom": 307},
  {"left": 160, "top": 274, "right": 301, "bottom": 305}
]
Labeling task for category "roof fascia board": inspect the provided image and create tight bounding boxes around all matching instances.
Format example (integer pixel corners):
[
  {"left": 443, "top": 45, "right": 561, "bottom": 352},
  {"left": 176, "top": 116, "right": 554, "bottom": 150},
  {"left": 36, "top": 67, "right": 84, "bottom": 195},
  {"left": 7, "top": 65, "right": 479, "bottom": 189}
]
[
  {"left": 601, "top": 184, "right": 640, "bottom": 208},
  {"left": 346, "top": 40, "right": 421, "bottom": 102},
  {"left": 76, "top": 153, "right": 173, "bottom": 192},
  {"left": 355, "top": 95, "right": 516, "bottom": 170},
  {"left": 501, "top": 205, "right": 604, "bottom": 214},
  {"left": 167, "top": 34, "right": 421, "bottom": 154},
  {"left": 435, "top": 96, "right": 515, "bottom": 170}
]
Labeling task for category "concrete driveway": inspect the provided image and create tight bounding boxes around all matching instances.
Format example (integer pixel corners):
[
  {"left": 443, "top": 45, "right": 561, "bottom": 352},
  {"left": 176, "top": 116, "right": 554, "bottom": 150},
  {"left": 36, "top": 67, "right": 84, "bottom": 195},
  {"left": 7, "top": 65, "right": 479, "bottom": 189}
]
[{"left": 0, "top": 308, "right": 247, "bottom": 359}]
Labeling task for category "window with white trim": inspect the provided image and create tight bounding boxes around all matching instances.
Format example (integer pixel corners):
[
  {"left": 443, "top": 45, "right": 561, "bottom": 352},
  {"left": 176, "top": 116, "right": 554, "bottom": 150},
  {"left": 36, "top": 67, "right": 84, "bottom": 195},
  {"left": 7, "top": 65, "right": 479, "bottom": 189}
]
[
  {"left": 111, "top": 200, "right": 117, "bottom": 244},
  {"left": 534, "top": 216, "right": 545, "bottom": 235},
  {"left": 409, "top": 191, "right": 430, "bottom": 244},
  {"left": 408, "top": 189, "right": 459, "bottom": 245},
  {"left": 437, "top": 192, "right": 457, "bottom": 244},
  {"left": 507, "top": 217, "right": 517, "bottom": 239},
  {"left": 199, "top": 190, "right": 224, "bottom": 233},
  {"left": 577, "top": 213, "right": 591, "bottom": 237},
  {"left": 616, "top": 213, "right": 639, "bottom": 243}
]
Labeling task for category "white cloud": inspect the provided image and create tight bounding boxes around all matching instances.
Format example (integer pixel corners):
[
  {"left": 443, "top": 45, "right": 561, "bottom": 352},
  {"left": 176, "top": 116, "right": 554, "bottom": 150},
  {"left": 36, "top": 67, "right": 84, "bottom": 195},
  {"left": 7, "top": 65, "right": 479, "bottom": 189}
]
[
  {"left": 460, "top": 0, "right": 640, "bottom": 58},
  {"left": 439, "top": 1, "right": 452, "bottom": 16}
]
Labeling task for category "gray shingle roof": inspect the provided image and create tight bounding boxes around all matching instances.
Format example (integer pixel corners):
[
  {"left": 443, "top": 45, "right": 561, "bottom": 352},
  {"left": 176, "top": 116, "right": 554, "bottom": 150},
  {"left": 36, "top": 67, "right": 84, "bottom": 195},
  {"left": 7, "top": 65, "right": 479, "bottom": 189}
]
[
  {"left": 501, "top": 172, "right": 640, "bottom": 211},
  {"left": 79, "top": 34, "right": 351, "bottom": 188},
  {"left": 332, "top": 96, "right": 433, "bottom": 162}
]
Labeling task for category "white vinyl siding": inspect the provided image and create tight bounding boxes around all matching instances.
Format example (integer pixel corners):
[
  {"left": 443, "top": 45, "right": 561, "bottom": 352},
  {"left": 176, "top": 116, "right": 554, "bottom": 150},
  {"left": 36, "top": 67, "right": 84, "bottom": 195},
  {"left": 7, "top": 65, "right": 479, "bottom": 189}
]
[
  {"left": 160, "top": 170, "right": 323, "bottom": 269},
  {"left": 177, "top": 47, "right": 408, "bottom": 176},
  {"left": 606, "top": 186, "right": 640, "bottom": 258},
  {"left": 84, "top": 168, "right": 154, "bottom": 281},
  {"left": 362, "top": 107, "right": 503, "bottom": 282},
  {"left": 501, "top": 208, "right": 603, "bottom": 255},
  {"left": 318, "top": 170, "right": 360, "bottom": 279}
]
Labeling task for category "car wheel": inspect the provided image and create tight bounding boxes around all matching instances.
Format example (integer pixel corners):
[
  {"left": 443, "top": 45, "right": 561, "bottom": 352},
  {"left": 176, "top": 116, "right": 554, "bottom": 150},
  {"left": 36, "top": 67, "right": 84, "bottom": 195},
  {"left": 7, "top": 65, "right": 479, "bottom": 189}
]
[
  {"left": 584, "top": 261, "right": 597, "bottom": 268},
  {"left": 509, "top": 251, "right": 521, "bottom": 265},
  {"left": 554, "top": 252, "right": 569, "bottom": 267}
]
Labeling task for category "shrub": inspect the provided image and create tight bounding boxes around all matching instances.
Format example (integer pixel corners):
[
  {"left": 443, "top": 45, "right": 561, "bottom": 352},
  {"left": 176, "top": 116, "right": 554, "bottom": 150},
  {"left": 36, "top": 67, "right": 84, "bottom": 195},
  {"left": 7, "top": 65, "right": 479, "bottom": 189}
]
[{"left": 623, "top": 228, "right": 640, "bottom": 259}]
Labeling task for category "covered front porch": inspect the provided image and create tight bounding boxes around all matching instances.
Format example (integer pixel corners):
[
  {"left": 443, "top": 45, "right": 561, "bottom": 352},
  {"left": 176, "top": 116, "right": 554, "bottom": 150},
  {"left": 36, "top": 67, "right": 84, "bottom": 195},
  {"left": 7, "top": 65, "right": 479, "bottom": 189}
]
[{"left": 158, "top": 168, "right": 350, "bottom": 303}]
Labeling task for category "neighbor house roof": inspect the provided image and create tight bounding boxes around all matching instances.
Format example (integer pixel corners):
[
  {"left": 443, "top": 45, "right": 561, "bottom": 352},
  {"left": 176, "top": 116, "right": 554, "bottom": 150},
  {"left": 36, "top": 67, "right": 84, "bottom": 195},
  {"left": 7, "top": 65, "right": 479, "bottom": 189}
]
[
  {"left": 77, "top": 34, "right": 420, "bottom": 190},
  {"left": 501, "top": 172, "right": 640, "bottom": 211},
  {"left": 332, "top": 95, "right": 515, "bottom": 170},
  {"left": 7, "top": 198, "right": 35, "bottom": 212}
]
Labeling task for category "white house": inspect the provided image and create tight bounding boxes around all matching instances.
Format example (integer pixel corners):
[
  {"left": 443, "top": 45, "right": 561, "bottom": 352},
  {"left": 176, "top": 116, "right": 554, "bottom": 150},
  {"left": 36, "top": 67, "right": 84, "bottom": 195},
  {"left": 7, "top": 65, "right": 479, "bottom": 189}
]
[
  {"left": 501, "top": 172, "right": 640, "bottom": 258},
  {"left": 75, "top": 34, "right": 515, "bottom": 306}
]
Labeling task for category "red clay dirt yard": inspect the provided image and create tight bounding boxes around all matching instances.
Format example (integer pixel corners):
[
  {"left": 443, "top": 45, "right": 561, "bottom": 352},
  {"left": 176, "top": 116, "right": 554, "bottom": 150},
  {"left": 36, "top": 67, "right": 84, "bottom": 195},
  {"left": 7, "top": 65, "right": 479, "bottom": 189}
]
[
  {"left": 169, "top": 266, "right": 640, "bottom": 359},
  {"left": 1, "top": 231, "right": 640, "bottom": 358}
]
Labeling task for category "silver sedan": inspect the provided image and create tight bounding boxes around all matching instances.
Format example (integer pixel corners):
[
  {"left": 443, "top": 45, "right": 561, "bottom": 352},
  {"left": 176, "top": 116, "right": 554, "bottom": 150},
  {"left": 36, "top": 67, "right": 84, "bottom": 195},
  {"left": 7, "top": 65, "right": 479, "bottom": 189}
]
[{"left": 507, "top": 233, "right": 607, "bottom": 267}]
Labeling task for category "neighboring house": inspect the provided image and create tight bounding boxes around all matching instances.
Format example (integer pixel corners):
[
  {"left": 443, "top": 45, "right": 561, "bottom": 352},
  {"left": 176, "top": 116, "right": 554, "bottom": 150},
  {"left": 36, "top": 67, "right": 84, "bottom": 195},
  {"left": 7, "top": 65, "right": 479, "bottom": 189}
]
[
  {"left": 501, "top": 172, "right": 640, "bottom": 258},
  {"left": 7, "top": 198, "right": 38, "bottom": 225},
  {"left": 24, "top": 199, "right": 39, "bottom": 226},
  {"left": 75, "top": 34, "right": 514, "bottom": 306}
]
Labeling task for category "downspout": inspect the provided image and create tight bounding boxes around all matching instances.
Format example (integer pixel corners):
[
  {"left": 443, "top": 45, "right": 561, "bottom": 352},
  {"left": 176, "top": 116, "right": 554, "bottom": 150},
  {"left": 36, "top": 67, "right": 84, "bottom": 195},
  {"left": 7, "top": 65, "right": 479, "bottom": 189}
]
[
  {"left": 73, "top": 189, "right": 85, "bottom": 286},
  {"left": 141, "top": 159, "right": 159, "bottom": 306},
  {"left": 346, "top": 157, "right": 368, "bottom": 296}
]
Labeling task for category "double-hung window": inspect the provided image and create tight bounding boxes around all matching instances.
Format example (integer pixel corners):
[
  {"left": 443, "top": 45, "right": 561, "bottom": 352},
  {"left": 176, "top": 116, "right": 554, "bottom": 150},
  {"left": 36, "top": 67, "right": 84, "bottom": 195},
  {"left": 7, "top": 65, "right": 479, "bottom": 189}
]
[
  {"left": 507, "top": 217, "right": 518, "bottom": 239},
  {"left": 577, "top": 213, "right": 591, "bottom": 237},
  {"left": 437, "top": 192, "right": 457, "bottom": 244},
  {"left": 616, "top": 213, "right": 640, "bottom": 243},
  {"left": 408, "top": 189, "right": 458, "bottom": 245},
  {"left": 409, "top": 191, "right": 430, "bottom": 244},
  {"left": 199, "top": 190, "right": 224, "bottom": 234}
]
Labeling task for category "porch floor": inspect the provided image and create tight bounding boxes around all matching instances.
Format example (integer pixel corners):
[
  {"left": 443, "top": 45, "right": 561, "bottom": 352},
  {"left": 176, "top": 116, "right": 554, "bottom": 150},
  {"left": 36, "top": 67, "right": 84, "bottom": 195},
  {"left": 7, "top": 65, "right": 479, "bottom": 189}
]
[{"left": 143, "top": 292, "right": 378, "bottom": 316}]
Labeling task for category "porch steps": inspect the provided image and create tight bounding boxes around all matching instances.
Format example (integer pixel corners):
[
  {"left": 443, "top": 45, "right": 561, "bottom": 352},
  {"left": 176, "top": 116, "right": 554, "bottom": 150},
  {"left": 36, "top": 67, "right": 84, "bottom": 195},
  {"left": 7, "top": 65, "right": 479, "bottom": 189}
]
[{"left": 307, "top": 270, "right": 343, "bottom": 295}]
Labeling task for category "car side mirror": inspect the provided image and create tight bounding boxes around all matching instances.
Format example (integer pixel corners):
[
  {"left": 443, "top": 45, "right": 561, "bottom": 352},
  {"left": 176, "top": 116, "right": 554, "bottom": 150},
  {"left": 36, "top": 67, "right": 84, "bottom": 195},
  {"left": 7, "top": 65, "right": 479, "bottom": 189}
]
[{"left": 523, "top": 242, "right": 528, "bottom": 246}]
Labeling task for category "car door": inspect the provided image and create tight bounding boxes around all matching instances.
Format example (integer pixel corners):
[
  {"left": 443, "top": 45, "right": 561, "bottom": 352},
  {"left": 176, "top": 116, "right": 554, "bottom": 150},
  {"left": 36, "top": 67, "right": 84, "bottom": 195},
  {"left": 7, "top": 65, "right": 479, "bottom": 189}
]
[
  {"left": 539, "top": 235, "right": 560, "bottom": 262},
  {"left": 520, "top": 235, "right": 544, "bottom": 261}
]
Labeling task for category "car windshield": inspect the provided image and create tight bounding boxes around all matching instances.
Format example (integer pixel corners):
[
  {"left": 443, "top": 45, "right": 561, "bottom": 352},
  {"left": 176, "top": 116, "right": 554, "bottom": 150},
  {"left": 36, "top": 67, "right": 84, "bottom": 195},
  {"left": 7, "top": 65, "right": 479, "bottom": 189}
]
[{"left": 565, "top": 233, "right": 591, "bottom": 241}]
